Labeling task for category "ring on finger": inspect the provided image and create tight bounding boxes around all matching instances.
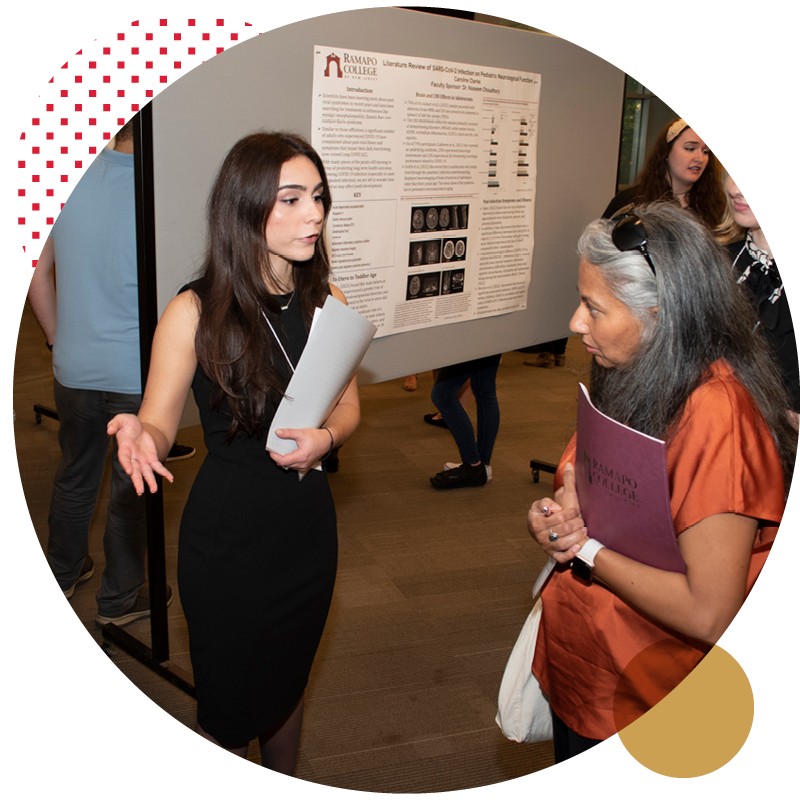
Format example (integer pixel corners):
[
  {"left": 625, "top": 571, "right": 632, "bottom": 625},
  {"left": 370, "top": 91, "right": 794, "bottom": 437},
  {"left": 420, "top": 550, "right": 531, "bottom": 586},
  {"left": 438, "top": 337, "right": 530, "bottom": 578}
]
[{"left": 548, "top": 528, "right": 558, "bottom": 542}]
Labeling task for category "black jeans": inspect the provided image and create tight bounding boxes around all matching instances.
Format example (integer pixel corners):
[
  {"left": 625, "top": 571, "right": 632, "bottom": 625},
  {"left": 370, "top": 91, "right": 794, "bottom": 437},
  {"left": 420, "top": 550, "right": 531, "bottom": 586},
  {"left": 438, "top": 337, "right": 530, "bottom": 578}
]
[{"left": 431, "top": 354, "right": 501, "bottom": 465}]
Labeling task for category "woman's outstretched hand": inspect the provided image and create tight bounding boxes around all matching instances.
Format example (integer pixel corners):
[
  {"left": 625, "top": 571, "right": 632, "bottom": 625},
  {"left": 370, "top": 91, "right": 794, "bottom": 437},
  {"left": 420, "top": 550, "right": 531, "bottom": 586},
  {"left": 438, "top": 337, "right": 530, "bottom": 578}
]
[
  {"left": 108, "top": 413, "right": 174, "bottom": 495},
  {"left": 527, "top": 464, "right": 588, "bottom": 564}
]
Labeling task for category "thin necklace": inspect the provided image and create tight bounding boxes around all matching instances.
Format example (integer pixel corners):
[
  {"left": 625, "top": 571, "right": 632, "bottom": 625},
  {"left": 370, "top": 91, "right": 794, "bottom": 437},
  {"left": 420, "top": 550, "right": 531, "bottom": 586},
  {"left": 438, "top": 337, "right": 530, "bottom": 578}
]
[{"left": 280, "top": 290, "right": 295, "bottom": 311}]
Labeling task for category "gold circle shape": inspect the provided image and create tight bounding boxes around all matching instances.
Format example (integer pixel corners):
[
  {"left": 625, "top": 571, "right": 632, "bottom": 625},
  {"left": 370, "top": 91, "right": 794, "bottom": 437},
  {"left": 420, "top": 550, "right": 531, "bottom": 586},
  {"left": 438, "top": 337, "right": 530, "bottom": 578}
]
[{"left": 616, "top": 643, "right": 753, "bottom": 778}]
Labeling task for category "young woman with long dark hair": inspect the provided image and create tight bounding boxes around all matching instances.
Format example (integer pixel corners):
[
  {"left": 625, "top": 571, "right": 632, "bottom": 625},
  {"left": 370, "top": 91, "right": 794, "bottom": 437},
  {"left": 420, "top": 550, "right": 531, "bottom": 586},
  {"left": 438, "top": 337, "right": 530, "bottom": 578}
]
[
  {"left": 603, "top": 118, "right": 727, "bottom": 229},
  {"left": 108, "top": 131, "right": 360, "bottom": 773}
]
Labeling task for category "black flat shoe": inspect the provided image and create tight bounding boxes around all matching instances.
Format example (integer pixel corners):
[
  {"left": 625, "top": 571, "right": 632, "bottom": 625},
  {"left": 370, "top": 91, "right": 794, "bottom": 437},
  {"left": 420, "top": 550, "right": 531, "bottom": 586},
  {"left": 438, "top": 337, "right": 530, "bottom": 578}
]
[
  {"left": 430, "top": 462, "right": 487, "bottom": 489},
  {"left": 424, "top": 413, "right": 448, "bottom": 429}
]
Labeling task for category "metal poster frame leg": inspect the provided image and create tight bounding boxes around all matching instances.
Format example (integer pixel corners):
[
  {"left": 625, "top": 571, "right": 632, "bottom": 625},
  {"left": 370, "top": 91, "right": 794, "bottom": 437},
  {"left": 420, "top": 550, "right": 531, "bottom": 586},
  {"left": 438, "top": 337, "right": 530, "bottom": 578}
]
[{"left": 99, "top": 105, "right": 195, "bottom": 698}]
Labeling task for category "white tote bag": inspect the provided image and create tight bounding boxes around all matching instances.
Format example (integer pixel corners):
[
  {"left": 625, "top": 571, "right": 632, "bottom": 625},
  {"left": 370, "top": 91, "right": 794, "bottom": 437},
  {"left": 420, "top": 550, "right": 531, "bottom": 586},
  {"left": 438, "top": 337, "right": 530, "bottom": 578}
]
[{"left": 495, "top": 561, "right": 555, "bottom": 743}]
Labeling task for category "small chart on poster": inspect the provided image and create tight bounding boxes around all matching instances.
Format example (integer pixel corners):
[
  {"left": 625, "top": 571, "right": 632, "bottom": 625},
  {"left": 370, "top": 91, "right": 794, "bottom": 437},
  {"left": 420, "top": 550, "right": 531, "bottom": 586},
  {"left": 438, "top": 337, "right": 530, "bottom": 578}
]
[{"left": 311, "top": 45, "right": 541, "bottom": 338}]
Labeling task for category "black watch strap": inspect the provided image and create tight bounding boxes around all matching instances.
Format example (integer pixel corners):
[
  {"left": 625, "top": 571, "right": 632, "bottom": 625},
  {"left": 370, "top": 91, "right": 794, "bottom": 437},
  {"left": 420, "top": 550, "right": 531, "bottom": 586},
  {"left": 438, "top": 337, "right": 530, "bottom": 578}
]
[
  {"left": 571, "top": 555, "right": 593, "bottom": 582},
  {"left": 570, "top": 539, "right": 605, "bottom": 583}
]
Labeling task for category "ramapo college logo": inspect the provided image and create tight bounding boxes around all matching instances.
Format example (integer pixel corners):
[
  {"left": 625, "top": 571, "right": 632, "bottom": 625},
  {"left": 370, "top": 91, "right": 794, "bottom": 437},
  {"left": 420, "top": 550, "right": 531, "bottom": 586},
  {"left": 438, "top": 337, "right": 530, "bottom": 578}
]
[{"left": 324, "top": 51, "right": 378, "bottom": 78}]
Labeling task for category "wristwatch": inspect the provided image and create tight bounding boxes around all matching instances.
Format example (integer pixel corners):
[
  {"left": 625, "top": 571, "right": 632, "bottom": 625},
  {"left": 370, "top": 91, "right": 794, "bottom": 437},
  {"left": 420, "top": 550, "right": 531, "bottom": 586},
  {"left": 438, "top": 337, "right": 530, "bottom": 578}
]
[{"left": 571, "top": 538, "right": 605, "bottom": 582}]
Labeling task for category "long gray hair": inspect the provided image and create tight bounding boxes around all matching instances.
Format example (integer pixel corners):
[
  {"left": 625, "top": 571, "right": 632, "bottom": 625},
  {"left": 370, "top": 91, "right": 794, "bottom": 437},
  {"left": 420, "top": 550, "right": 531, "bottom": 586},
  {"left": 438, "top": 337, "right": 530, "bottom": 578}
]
[{"left": 580, "top": 202, "right": 795, "bottom": 489}]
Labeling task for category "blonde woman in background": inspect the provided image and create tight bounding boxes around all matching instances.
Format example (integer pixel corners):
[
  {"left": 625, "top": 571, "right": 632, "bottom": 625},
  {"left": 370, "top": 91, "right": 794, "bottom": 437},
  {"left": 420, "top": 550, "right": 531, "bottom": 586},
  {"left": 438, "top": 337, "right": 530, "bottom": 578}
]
[{"left": 719, "top": 174, "right": 799, "bottom": 422}]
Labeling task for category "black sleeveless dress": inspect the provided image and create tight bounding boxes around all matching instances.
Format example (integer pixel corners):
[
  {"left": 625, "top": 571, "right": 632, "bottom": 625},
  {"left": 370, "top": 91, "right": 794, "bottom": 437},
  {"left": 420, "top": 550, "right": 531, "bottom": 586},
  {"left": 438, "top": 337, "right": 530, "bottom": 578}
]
[{"left": 177, "top": 288, "right": 338, "bottom": 747}]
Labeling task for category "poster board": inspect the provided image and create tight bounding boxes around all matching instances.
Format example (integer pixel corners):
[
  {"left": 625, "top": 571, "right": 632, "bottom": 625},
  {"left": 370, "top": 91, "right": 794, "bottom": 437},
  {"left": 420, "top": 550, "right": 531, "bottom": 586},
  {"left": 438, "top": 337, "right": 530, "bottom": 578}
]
[
  {"left": 310, "top": 46, "right": 542, "bottom": 337},
  {"left": 151, "top": 7, "right": 624, "bottom": 387}
]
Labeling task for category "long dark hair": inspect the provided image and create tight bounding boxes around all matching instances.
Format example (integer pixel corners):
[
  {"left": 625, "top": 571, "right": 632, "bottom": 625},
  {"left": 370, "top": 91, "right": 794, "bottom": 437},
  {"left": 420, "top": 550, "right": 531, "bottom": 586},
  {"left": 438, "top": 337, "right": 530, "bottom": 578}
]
[
  {"left": 628, "top": 118, "right": 726, "bottom": 230},
  {"left": 580, "top": 203, "right": 796, "bottom": 491},
  {"left": 193, "top": 131, "right": 332, "bottom": 439}
]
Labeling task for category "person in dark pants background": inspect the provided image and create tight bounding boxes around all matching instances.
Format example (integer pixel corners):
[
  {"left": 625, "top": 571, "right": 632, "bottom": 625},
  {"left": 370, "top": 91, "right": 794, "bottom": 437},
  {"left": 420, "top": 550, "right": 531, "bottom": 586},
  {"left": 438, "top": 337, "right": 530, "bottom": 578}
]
[
  {"left": 428, "top": 355, "right": 501, "bottom": 489},
  {"left": 28, "top": 120, "right": 185, "bottom": 626}
]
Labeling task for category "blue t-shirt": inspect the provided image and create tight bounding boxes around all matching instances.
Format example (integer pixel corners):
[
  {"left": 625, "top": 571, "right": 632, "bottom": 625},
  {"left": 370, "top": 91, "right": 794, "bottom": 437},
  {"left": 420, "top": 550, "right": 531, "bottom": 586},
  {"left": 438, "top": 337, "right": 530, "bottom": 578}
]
[{"left": 50, "top": 147, "right": 141, "bottom": 393}]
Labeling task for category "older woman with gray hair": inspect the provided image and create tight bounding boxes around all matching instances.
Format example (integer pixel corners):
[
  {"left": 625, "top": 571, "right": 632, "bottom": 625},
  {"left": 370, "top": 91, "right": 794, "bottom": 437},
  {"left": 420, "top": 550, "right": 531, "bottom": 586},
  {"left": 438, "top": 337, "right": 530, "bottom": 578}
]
[{"left": 525, "top": 202, "right": 795, "bottom": 762}]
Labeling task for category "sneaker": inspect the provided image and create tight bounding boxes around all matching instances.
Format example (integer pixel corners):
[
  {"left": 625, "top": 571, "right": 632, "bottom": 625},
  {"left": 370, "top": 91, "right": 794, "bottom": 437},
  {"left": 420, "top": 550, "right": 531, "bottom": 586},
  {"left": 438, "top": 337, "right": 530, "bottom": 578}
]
[
  {"left": 424, "top": 413, "right": 448, "bottom": 429},
  {"left": 63, "top": 555, "right": 94, "bottom": 599},
  {"left": 166, "top": 442, "right": 196, "bottom": 462},
  {"left": 430, "top": 462, "right": 487, "bottom": 489},
  {"left": 95, "top": 585, "right": 173, "bottom": 628},
  {"left": 444, "top": 461, "right": 492, "bottom": 481}
]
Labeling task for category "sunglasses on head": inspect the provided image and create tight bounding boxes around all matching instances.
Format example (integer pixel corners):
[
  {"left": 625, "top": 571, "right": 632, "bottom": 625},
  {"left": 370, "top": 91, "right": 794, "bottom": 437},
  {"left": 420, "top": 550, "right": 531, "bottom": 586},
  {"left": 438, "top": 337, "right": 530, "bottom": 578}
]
[{"left": 611, "top": 214, "right": 656, "bottom": 275}]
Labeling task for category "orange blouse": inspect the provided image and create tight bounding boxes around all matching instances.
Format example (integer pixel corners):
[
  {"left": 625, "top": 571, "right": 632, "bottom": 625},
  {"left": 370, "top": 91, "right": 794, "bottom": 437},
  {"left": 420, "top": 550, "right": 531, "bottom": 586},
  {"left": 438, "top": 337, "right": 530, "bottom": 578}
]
[{"left": 531, "top": 361, "right": 785, "bottom": 740}]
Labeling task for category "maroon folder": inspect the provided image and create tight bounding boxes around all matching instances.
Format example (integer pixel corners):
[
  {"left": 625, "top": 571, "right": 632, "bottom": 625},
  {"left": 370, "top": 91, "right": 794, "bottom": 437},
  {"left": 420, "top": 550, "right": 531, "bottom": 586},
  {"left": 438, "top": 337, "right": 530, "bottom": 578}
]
[{"left": 575, "top": 384, "right": 686, "bottom": 574}]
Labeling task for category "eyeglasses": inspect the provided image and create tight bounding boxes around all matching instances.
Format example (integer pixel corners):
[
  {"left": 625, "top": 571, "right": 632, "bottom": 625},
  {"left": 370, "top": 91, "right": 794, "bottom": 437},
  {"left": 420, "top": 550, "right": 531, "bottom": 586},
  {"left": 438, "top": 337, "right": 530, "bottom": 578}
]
[{"left": 611, "top": 214, "right": 656, "bottom": 275}]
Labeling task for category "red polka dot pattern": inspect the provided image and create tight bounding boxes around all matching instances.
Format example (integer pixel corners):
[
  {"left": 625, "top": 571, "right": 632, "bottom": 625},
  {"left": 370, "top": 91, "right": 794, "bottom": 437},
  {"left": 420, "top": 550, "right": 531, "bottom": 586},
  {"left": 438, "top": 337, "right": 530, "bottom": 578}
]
[{"left": 17, "top": 18, "right": 257, "bottom": 266}]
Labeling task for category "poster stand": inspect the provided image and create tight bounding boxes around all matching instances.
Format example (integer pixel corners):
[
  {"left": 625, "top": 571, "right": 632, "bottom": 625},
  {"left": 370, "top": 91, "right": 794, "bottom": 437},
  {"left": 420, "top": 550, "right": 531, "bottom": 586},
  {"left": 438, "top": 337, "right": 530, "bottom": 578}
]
[
  {"left": 529, "top": 459, "right": 557, "bottom": 484},
  {"left": 98, "top": 106, "right": 195, "bottom": 698}
]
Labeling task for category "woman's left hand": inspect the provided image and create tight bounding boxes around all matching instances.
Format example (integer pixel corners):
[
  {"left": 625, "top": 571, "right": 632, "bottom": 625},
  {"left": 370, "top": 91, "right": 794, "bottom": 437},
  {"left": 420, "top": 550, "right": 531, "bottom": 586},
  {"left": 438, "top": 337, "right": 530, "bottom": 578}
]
[
  {"left": 527, "top": 464, "right": 588, "bottom": 564},
  {"left": 269, "top": 427, "right": 333, "bottom": 471}
]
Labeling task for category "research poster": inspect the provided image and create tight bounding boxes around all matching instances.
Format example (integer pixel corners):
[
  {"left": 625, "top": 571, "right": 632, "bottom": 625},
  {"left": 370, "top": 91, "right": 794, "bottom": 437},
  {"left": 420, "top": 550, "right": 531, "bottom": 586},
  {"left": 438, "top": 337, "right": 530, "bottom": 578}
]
[{"left": 311, "top": 46, "right": 541, "bottom": 338}]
